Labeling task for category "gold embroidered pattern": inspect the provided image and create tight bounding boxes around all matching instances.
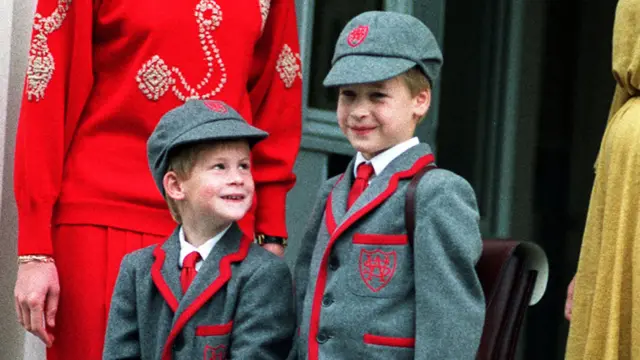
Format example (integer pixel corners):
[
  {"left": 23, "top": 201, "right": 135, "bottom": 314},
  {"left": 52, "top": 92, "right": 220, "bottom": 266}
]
[
  {"left": 276, "top": 44, "right": 302, "bottom": 89},
  {"left": 136, "top": 0, "right": 227, "bottom": 102},
  {"left": 136, "top": 56, "right": 173, "bottom": 101},
  {"left": 259, "top": 0, "right": 270, "bottom": 32},
  {"left": 26, "top": 0, "right": 72, "bottom": 102}
]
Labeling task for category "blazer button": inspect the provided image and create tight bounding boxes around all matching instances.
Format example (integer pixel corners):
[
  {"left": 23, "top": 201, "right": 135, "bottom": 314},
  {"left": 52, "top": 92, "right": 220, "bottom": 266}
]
[
  {"left": 316, "top": 331, "right": 330, "bottom": 344},
  {"left": 173, "top": 333, "right": 185, "bottom": 351},
  {"left": 322, "top": 294, "right": 334, "bottom": 307},
  {"left": 328, "top": 256, "right": 339, "bottom": 270}
]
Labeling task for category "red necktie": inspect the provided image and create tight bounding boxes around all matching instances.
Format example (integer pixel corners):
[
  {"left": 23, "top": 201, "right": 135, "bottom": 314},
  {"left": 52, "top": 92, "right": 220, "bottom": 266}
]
[
  {"left": 180, "top": 251, "right": 201, "bottom": 293},
  {"left": 347, "top": 162, "right": 375, "bottom": 209}
]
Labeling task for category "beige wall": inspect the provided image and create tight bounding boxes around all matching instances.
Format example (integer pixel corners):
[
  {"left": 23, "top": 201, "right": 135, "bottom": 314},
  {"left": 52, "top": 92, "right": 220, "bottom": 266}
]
[
  {"left": 1, "top": 0, "right": 45, "bottom": 358},
  {"left": 0, "top": 1, "right": 21, "bottom": 358}
]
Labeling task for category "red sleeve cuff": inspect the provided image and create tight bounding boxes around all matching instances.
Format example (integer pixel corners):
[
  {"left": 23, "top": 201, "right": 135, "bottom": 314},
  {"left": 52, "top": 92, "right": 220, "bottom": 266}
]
[
  {"left": 17, "top": 203, "right": 54, "bottom": 256},
  {"left": 255, "top": 184, "right": 290, "bottom": 238}
]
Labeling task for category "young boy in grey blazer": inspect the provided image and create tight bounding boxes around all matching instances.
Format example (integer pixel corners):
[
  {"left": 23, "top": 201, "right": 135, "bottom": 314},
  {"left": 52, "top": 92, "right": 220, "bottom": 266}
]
[
  {"left": 103, "top": 100, "right": 294, "bottom": 360},
  {"left": 292, "top": 11, "right": 485, "bottom": 360}
]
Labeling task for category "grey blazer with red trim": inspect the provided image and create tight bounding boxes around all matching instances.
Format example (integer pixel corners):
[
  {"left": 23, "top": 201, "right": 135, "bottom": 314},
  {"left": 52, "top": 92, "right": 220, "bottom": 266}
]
[
  {"left": 103, "top": 223, "right": 294, "bottom": 360},
  {"left": 291, "top": 143, "right": 485, "bottom": 360}
]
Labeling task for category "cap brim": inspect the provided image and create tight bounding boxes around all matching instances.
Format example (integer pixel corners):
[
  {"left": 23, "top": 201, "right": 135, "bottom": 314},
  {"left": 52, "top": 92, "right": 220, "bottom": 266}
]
[
  {"left": 172, "top": 119, "right": 268, "bottom": 149},
  {"left": 323, "top": 55, "right": 416, "bottom": 87}
]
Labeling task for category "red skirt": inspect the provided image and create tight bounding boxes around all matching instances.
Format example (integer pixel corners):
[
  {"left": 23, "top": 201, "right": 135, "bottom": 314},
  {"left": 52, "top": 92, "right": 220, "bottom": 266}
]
[{"left": 47, "top": 225, "right": 167, "bottom": 360}]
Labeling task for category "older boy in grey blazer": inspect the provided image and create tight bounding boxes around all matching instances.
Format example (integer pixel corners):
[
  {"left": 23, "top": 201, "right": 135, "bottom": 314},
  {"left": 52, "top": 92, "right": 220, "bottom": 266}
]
[
  {"left": 103, "top": 100, "right": 294, "bottom": 360},
  {"left": 291, "top": 11, "right": 485, "bottom": 360}
]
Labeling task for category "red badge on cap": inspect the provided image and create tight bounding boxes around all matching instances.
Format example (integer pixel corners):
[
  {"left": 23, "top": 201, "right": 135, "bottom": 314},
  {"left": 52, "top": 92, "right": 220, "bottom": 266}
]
[
  {"left": 347, "top": 25, "right": 369, "bottom": 48},
  {"left": 204, "top": 100, "right": 228, "bottom": 113}
]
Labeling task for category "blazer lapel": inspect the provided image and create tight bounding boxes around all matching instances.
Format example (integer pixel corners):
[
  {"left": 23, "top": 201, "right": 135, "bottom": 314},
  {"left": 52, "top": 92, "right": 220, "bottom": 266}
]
[
  {"left": 338, "top": 144, "right": 434, "bottom": 233},
  {"left": 176, "top": 223, "right": 243, "bottom": 314},
  {"left": 160, "top": 223, "right": 252, "bottom": 360},
  {"left": 330, "top": 161, "right": 353, "bottom": 225},
  {"left": 380, "top": 143, "right": 434, "bottom": 176},
  {"left": 151, "top": 229, "right": 183, "bottom": 312},
  {"left": 344, "top": 170, "right": 389, "bottom": 220}
]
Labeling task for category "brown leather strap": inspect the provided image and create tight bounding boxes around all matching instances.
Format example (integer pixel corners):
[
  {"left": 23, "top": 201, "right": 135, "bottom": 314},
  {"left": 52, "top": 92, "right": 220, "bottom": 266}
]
[{"left": 405, "top": 163, "right": 437, "bottom": 245}]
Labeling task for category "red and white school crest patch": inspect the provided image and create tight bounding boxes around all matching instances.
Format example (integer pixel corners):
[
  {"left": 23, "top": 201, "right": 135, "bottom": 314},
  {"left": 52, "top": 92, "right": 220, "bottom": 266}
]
[
  {"left": 347, "top": 25, "right": 369, "bottom": 47},
  {"left": 204, "top": 100, "right": 228, "bottom": 113},
  {"left": 204, "top": 344, "right": 227, "bottom": 360},
  {"left": 359, "top": 249, "right": 397, "bottom": 292}
]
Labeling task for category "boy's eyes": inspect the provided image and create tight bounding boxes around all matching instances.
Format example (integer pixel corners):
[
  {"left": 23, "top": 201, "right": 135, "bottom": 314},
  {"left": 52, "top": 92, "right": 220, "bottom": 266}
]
[
  {"left": 339, "top": 90, "right": 356, "bottom": 97},
  {"left": 339, "top": 90, "right": 387, "bottom": 99},
  {"left": 211, "top": 163, "right": 250, "bottom": 170}
]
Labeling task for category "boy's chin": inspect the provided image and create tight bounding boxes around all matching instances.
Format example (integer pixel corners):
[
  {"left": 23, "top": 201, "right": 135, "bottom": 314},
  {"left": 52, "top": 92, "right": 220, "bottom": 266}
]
[
  {"left": 355, "top": 146, "right": 386, "bottom": 160},
  {"left": 351, "top": 143, "right": 372, "bottom": 154},
  {"left": 214, "top": 209, "right": 250, "bottom": 223}
]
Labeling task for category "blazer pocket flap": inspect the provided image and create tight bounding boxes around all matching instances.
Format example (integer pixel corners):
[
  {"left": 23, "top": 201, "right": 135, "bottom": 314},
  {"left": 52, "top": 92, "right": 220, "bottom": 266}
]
[
  {"left": 195, "top": 321, "right": 233, "bottom": 336},
  {"left": 353, "top": 233, "right": 408, "bottom": 245},
  {"left": 363, "top": 334, "right": 415, "bottom": 348}
]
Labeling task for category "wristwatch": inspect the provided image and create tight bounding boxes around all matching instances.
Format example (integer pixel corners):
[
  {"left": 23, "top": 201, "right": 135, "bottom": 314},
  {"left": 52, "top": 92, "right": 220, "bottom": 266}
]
[{"left": 255, "top": 234, "right": 288, "bottom": 248}]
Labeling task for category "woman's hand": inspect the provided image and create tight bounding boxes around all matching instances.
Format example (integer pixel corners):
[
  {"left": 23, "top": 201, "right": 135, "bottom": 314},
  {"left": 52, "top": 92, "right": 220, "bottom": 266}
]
[
  {"left": 564, "top": 276, "right": 576, "bottom": 321},
  {"left": 261, "top": 243, "right": 285, "bottom": 258},
  {"left": 14, "top": 261, "right": 60, "bottom": 347}
]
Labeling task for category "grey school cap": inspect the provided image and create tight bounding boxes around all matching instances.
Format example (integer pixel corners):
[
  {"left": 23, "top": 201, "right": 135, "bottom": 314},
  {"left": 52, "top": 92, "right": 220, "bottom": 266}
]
[
  {"left": 323, "top": 11, "right": 443, "bottom": 87},
  {"left": 147, "top": 99, "right": 267, "bottom": 194}
]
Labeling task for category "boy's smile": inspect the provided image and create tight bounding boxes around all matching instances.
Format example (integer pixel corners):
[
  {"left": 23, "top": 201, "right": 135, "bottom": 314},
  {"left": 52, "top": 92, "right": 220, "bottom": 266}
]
[
  {"left": 350, "top": 125, "right": 377, "bottom": 136},
  {"left": 337, "top": 76, "right": 429, "bottom": 159}
]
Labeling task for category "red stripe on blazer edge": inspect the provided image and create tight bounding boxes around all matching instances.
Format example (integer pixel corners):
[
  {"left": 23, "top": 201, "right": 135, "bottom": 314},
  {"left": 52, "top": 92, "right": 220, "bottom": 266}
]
[
  {"left": 308, "top": 154, "right": 434, "bottom": 360},
  {"left": 151, "top": 246, "right": 179, "bottom": 312},
  {"left": 352, "top": 233, "right": 408, "bottom": 245},
  {"left": 324, "top": 173, "right": 344, "bottom": 235},
  {"left": 363, "top": 334, "right": 415, "bottom": 348},
  {"left": 160, "top": 236, "right": 252, "bottom": 360},
  {"left": 195, "top": 321, "right": 234, "bottom": 336},
  {"left": 325, "top": 191, "right": 337, "bottom": 235}
]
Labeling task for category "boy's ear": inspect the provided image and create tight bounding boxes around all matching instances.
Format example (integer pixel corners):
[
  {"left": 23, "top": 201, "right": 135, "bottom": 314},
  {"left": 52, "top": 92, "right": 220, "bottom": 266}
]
[
  {"left": 163, "top": 171, "right": 186, "bottom": 201},
  {"left": 413, "top": 89, "right": 431, "bottom": 121}
]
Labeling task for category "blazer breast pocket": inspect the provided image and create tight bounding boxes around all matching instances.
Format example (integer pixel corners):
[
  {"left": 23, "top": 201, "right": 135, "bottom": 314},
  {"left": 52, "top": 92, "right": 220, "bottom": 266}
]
[
  {"left": 195, "top": 321, "right": 232, "bottom": 360},
  {"left": 347, "top": 233, "right": 413, "bottom": 298}
]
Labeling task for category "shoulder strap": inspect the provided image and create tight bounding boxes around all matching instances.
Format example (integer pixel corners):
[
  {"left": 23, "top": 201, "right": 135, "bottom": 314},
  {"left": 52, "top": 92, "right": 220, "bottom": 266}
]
[{"left": 405, "top": 163, "right": 438, "bottom": 246}]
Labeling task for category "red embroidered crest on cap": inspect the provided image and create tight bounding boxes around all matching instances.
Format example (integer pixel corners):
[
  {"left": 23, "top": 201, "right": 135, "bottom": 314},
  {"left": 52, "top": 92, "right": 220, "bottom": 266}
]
[
  {"left": 347, "top": 25, "right": 369, "bottom": 47},
  {"left": 359, "top": 249, "right": 397, "bottom": 292},
  {"left": 204, "top": 100, "right": 228, "bottom": 113},
  {"left": 204, "top": 344, "right": 227, "bottom": 360}
]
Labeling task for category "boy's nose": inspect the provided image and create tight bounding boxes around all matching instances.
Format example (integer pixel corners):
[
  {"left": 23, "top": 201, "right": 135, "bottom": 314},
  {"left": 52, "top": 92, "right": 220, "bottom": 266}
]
[
  {"left": 350, "top": 105, "right": 369, "bottom": 120},
  {"left": 228, "top": 171, "right": 245, "bottom": 185}
]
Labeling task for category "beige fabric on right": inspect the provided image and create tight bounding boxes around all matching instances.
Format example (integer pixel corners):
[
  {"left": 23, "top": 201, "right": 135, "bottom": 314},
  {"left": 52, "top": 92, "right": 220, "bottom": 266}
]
[{"left": 566, "top": 0, "right": 640, "bottom": 358}]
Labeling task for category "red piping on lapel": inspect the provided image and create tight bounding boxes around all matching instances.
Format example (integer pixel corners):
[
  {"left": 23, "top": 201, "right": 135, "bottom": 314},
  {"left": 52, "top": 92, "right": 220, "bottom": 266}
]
[
  {"left": 325, "top": 191, "right": 337, "bottom": 235},
  {"left": 309, "top": 154, "right": 434, "bottom": 359},
  {"left": 151, "top": 246, "right": 179, "bottom": 312},
  {"left": 160, "top": 236, "right": 252, "bottom": 360},
  {"left": 324, "top": 174, "right": 344, "bottom": 235}
]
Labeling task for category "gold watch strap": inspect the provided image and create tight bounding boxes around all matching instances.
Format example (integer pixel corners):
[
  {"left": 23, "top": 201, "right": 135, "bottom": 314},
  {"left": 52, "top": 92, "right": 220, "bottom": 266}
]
[{"left": 255, "top": 234, "right": 288, "bottom": 247}]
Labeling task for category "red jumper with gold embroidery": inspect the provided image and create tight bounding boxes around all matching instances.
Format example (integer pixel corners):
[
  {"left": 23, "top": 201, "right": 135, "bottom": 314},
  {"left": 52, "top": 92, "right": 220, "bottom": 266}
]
[{"left": 14, "top": 0, "right": 302, "bottom": 256}]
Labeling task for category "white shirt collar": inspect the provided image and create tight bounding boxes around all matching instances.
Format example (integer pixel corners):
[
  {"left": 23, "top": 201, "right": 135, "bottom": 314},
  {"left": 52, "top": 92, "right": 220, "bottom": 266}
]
[
  {"left": 353, "top": 137, "right": 420, "bottom": 179},
  {"left": 179, "top": 224, "right": 231, "bottom": 271}
]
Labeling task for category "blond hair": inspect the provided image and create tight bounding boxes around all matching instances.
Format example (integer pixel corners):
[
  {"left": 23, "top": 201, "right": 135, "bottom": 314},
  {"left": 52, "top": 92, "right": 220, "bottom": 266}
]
[{"left": 398, "top": 66, "right": 432, "bottom": 123}]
